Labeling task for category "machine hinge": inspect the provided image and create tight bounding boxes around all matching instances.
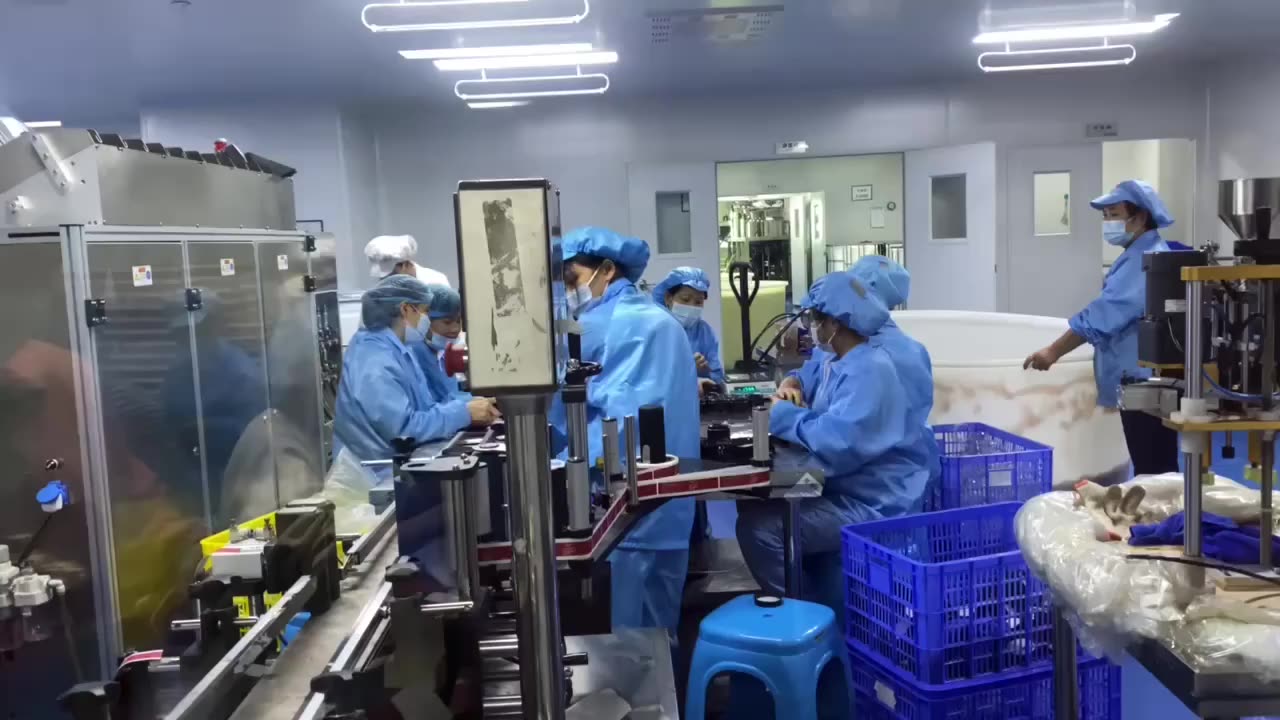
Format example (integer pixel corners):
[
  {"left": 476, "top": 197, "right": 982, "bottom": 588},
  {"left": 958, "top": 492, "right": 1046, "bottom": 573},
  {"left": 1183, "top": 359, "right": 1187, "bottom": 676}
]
[
  {"left": 185, "top": 288, "right": 203, "bottom": 311},
  {"left": 303, "top": 275, "right": 317, "bottom": 293},
  {"left": 304, "top": 234, "right": 317, "bottom": 253},
  {"left": 84, "top": 299, "right": 108, "bottom": 327}
]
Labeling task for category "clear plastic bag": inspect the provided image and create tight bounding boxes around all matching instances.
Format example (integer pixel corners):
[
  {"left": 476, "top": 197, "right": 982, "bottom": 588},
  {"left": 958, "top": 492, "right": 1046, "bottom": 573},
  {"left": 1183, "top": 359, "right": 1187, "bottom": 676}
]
[{"left": 322, "top": 448, "right": 381, "bottom": 535}]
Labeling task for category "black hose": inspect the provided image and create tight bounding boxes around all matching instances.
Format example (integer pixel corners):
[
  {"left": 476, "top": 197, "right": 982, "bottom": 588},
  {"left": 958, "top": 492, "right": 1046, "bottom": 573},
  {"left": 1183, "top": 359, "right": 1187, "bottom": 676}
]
[{"left": 1125, "top": 554, "right": 1280, "bottom": 582}]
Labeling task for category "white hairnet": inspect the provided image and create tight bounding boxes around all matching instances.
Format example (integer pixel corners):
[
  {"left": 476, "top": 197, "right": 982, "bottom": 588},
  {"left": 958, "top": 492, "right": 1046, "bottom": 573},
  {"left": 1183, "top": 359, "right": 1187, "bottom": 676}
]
[{"left": 365, "top": 235, "right": 418, "bottom": 278}]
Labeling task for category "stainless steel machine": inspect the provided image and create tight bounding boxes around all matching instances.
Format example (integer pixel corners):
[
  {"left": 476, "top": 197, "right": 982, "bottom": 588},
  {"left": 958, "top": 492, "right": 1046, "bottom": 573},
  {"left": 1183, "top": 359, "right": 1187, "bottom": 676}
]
[{"left": 0, "top": 125, "right": 341, "bottom": 717}]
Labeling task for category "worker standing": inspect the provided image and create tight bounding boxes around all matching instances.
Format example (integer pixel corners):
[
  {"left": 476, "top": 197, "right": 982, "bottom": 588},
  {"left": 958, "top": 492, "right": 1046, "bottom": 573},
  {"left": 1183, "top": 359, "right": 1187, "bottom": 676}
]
[
  {"left": 739, "top": 274, "right": 932, "bottom": 595},
  {"left": 652, "top": 266, "right": 725, "bottom": 395},
  {"left": 1023, "top": 180, "right": 1177, "bottom": 475},
  {"left": 364, "top": 233, "right": 452, "bottom": 287},
  {"left": 557, "top": 227, "right": 701, "bottom": 641}
]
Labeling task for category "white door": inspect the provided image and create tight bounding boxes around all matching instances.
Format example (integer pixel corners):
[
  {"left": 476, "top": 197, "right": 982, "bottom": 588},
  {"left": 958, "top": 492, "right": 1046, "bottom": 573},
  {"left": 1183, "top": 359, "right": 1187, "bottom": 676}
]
[
  {"left": 626, "top": 162, "right": 721, "bottom": 338},
  {"left": 904, "top": 142, "right": 998, "bottom": 311},
  {"left": 1006, "top": 144, "right": 1103, "bottom": 318}
]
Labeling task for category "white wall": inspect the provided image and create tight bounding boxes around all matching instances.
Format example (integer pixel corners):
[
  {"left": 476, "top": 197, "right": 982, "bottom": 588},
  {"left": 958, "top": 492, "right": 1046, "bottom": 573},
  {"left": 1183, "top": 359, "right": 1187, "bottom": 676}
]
[
  {"left": 364, "top": 68, "right": 1207, "bottom": 299},
  {"left": 1101, "top": 138, "right": 1197, "bottom": 264},
  {"left": 1205, "top": 59, "right": 1280, "bottom": 254},
  {"left": 717, "top": 154, "right": 904, "bottom": 248}
]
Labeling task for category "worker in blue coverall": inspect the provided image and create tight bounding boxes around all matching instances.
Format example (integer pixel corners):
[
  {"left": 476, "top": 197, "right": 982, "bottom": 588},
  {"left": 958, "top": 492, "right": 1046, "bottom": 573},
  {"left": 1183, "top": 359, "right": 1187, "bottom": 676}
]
[
  {"left": 333, "top": 275, "right": 499, "bottom": 475},
  {"left": 1024, "top": 180, "right": 1176, "bottom": 475},
  {"left": 407, "top": 283, "right": 472, "bottom": 402},
  {"left": 651, "top": 266, "right": 726, "bottom": 395},
  {"left": 738, "top": 273, "right": 933, "bottom": 596},
  {"left": 557, "top": 226, "right": 701, "bottom": 640}
]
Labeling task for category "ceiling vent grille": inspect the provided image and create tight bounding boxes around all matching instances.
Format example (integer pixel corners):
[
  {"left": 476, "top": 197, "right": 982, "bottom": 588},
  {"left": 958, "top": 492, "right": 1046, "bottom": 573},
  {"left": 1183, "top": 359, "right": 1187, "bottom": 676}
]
[{"left": 648, "top": 4, "right": 783, "bottom": 45}]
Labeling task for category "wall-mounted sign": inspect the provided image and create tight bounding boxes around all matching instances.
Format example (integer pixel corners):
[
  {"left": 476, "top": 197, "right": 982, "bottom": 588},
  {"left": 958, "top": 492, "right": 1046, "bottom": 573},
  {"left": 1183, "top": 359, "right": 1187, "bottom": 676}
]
[
  {"left": 852, "top": 184, "right": 873, "bottom": 201},
  {"left": 775, "top": 141, "right": 809, "bottom": 155}
]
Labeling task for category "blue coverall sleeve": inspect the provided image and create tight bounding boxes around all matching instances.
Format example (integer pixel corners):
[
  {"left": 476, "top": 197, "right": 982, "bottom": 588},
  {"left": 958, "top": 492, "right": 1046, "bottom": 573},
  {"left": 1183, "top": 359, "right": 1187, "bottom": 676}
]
[
  {"left": 352, "top": 360, "right": 471, "bottom": 445},
  {"left": 770, "top": 365, "right": 907, "bottom": 473},
  {"left": 786, "top": 354, "right": 826, "bottom": 405},
  {"left": 692, "top": 323, "right": 727, "bottom": 385},
  {"left": 1069, "top": 259, "right": 1145, "bottom": 346}
]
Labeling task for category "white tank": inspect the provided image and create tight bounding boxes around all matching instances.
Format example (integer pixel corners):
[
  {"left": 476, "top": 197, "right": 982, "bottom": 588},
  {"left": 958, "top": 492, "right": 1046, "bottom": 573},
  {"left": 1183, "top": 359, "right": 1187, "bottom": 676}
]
[{"left": 893, "top": 310, "right": 1129, "bottom": 487}]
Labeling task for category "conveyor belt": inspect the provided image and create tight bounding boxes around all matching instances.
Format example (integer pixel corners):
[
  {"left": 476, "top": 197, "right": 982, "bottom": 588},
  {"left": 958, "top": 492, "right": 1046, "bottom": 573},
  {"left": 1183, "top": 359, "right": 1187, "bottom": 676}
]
[{"left": 226, "top": 529, "right": 399, "bottom": 720}]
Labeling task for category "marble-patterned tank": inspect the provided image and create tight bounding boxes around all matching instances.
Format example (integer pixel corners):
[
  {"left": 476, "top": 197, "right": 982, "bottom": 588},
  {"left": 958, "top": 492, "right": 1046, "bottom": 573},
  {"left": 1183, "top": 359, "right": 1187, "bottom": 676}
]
[{"left": 894, "top": 310, "right": 1130, "bottom": 488}]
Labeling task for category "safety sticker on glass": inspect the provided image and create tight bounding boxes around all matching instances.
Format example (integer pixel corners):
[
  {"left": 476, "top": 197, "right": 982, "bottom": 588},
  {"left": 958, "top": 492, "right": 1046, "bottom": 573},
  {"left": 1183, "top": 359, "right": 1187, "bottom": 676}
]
[
  {"left": 132, "top": 265, "right": 153, "bottom": 287},
  {"left": 277, "top": 254, "right": 289, "bottom": 271},
  {"left": 220, "top": 258, "right": 236, "bottom": 276}
]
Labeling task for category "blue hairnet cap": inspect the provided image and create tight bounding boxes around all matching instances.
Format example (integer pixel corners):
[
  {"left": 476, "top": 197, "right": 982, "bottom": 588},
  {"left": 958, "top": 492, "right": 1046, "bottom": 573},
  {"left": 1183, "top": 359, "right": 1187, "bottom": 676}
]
[
  {"left": 425, "top": 283, "right": 461, "bottom": 319},
  {"left": 1090, "top": 180, "right": 1175, "bottom": 229},
  {"left": 362, "top": 274, "right": 433, "bottom": 330},
  {"left": 561, "top": 226, "right": 651, "bottom": 282},
  {"left": 651, "top": 267, "right": 711, "bottom": 304},
  {"left": 801, "top": 273, "right": 890, "bottom": 337},
  {"left": 849, "top": 255, "right": 910, "bottom": 308}
]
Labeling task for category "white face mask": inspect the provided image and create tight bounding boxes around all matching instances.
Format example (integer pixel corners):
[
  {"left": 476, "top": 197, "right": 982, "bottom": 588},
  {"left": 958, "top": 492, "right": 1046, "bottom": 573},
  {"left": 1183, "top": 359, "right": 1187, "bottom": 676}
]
[
  {"left": 815, "top": 321, "right": 837, "bottom": 354},
  {"left": 1103, "top": 219, "right": 1133, "bottom": 247},
  {"left": 567, "top": 267, "right": 602, "bottom": 315},
  {"left": 670, "top": 303, "right": 702, "bottom": 329}
]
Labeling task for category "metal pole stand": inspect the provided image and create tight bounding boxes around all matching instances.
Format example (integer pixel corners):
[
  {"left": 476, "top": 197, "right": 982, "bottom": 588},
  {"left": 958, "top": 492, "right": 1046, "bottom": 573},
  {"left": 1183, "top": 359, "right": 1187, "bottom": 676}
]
[
  {"left": 499, "top": 394, "right": 566, "bottom": 720},
  {"left": 1052, "top": 606, "right": 1079, "bottom": 720}
]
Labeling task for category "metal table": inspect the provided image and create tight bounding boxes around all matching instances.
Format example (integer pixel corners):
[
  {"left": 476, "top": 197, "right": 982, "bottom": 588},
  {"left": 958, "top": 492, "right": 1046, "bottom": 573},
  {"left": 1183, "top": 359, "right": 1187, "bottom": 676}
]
[{"left": 482, "top": 630, "right": 679, "bottom": 719}]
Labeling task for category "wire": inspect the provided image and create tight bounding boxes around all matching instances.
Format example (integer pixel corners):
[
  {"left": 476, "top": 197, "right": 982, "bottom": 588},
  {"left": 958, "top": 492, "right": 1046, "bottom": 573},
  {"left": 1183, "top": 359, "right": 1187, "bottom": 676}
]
[
  {"left": 16, "top": 514, "right": 53, "bottom": 566},
  {"left": 1245, "top": 592, "right": 1280, "bottom": 605},
  {"left": 747, "top": 312, "right": 795, "bottom": 356},
  {"left": 1124, "top": 554, "right": 1280, "bottom": 582},
  {"left": 757, "top": 313, "right": 805, "bottom": 364}
]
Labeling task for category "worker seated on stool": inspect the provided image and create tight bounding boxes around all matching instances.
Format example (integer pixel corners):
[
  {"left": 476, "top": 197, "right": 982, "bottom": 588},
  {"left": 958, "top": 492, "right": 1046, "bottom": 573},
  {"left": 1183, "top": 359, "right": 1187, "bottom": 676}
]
[
  {"left": 652, "top": 266, "right": 725, "bottom": 396},
  {"left": 737, "top": 273, "right": 933, "bottom": 596}
]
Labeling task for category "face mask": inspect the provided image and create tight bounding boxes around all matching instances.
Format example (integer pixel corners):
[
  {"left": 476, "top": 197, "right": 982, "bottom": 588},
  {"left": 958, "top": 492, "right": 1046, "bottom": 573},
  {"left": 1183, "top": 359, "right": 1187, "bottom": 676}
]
[
  {"left": 670, "top": 303, "right": 702, "bottom": 329},
  {"left": 815, "top": 322, "right": 837, "bottom": 354},
  {"left": 426, "top": 333, "right": 450, "bottom": 352},
  {"left": 1103, "top": 219, "right": 1133, "bottom": 247},
  {"left": 567, "top": 267, "right": 602, "bottom": 315}
]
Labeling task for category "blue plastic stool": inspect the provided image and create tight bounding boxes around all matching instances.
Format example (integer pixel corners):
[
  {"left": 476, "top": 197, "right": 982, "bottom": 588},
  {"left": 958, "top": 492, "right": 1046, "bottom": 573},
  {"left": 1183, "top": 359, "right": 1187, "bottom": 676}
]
[{"left": 686, "top": 594, "right": 843, "bottom": 720}]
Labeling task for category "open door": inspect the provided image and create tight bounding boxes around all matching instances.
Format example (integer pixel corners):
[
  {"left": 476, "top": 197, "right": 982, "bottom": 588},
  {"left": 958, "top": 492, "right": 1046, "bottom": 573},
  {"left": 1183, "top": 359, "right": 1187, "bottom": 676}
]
[
  {"left": 1005, "top": 144, "right": 1104, "bottom": 317},
  {"left": 626, "top": 161, "right": 721, "bottom": 338},
  {"left": 904, "top": 143, "right": 998, "bottom": 311}
]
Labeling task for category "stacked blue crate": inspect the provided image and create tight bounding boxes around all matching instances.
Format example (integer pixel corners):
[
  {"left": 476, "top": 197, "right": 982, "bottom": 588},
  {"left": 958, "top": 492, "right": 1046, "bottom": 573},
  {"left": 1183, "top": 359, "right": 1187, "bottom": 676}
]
[{"left": 925, "top": 423, "right": 1053, "bottom": 512}]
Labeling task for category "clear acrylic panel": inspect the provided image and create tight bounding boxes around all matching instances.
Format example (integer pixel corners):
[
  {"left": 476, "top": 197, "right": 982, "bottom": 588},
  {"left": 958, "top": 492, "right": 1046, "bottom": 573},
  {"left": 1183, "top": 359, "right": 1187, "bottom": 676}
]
[
  {"left": 1034, "top": 171, "right": 1072, "bottom": 236},
  {"left": 86, "top": 240, "right": 207, "bottom": 648},
  {"left": 185, "top": 242, "right": 273, "bottom": 530}
]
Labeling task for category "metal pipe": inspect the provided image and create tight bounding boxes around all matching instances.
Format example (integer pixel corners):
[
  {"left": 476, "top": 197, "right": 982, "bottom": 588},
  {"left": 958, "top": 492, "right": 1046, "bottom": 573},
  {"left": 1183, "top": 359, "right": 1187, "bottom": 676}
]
[
  {"left": 751, "top": 405, "right": 770, "bottom": 465},
  {"left": 478, "top": 636, "right": 520, "bottom": 657},
  {"left": 442, "top": 475, "right": 475, "bottom": 603},
  {"left": 624, "top": 416, "right": 639, "bottom": 508},
  {"left": 1264, "top": 280, "right": 1276, "bottom": 412},
  {"left": 602, "top": 418, "right": 620, "bottom": 481},
  {"left": 1184, "top": 281, "right": 1205, "bottom": 578},
  {"left": 482, "top": 695, "right": 525, "bottom": 718},
  {"left": 345, "top": 503, "right": 396, "bottom": 568},
  {"left": 164, "top": 576, "right": 315, "bottom": 720},
  {"left": 566, "top": 459, "right": 591, "bottom": 531},
  {"left": 501, "top": 394, "right": 566, "bottom": 720},
  {"left": 1051, "top": 607, "right": 1079, "bottom": 720},
  {"left": 418, "top": 600, "right": 476, "bottom": 618},
  {"left": 170, "top": 616, "right": 259, "bottom": 633},
  {"left": 782, "top": 500, "right": 801, "bottom": 598},
  {"left": 566, "top": 391, "right": 589, "bottom": 461},
  {"left": 1263, "top": 432, "right": 1274, "bottom": 569}
]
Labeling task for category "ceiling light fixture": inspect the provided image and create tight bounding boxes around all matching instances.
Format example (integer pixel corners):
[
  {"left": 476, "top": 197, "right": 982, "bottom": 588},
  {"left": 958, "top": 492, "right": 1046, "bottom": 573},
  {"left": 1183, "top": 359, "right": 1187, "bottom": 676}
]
[
  {"left": 972, "top": 13, "right": 1178, "bottom": 44},
  {"left": 24, "top": 120, "right": 63, "bottom": 128},
  {"left": 467, "top": 100, "right": 531, "bottom": 109},
  {"left": 454, "top": 71, "right": 610, "bottom": 100},
  {"left": 363, "top": 0, "right": 588, "bottom": 33},
  {"left": 977, "top": 43, "right": 1136, "bottom": 73},
  {"left": 435, "top": 50, "right": 616, "bottom": 71},
  {"left": 400, "top": 42, "right": 591, "bottom": 60}
]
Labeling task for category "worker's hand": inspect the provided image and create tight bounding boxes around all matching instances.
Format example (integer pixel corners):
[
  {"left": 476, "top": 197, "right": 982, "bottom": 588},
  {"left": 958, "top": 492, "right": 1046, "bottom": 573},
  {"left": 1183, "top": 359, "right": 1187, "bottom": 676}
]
[
  {"left": 698, "top": 378, "right": 717, "bottom": 397},
  {"left": 467, "top": 398, "right": 501, "bottom": 425},
  {"left": 773, "top": 386, "right": 805, "bottom": 407},
  {"left": 1023, "top": 347, "right": 1058, "bottom": 372},
  {"left": 694, "top": 353, "right": 709, "bottom": 372}
]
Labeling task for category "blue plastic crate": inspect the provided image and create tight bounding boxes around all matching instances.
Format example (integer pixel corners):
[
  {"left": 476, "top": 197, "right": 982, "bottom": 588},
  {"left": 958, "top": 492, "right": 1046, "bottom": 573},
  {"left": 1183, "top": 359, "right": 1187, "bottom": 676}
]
[
  {"left": 849, "top": 646, "right": 1122, "bottom": 720},
  {"left": 926, "top": 423, "right": 1053, "bottom": 512},
  {"left": 843, "top": 503, "right": 1055, "bottom": 686}
]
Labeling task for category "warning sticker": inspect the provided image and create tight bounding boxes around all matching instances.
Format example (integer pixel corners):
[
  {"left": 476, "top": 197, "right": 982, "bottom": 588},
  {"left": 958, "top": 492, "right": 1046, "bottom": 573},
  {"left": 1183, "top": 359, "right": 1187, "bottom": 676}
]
[
  {"left": 132, "top": 265, "right": 153, "bottom": 287},
  {"left": 220, "top": 258, "right": 236, "bottom": 277},
  {"left": 277, "top": 254, "right": 289, "bottom": 271}
]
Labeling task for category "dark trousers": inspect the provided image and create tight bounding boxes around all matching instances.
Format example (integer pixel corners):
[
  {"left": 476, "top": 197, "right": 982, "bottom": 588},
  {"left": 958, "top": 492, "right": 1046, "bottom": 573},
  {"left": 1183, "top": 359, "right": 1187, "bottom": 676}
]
[{"left": 1120, "top": 410, "right": 1181, "bottom": 476}]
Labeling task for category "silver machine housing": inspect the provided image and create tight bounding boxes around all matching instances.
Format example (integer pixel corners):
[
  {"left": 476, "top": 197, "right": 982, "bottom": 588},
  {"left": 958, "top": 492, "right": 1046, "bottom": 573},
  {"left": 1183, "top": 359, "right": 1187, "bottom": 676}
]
[{"left": 0, "top": 128, "right": 340, "bottom": 703}]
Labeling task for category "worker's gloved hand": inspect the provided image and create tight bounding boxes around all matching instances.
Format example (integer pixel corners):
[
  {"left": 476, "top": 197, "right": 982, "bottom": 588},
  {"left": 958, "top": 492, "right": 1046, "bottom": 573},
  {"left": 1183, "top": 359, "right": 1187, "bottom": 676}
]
[{"left": 694, "top": 353, "right": 709, "bottom": 373}]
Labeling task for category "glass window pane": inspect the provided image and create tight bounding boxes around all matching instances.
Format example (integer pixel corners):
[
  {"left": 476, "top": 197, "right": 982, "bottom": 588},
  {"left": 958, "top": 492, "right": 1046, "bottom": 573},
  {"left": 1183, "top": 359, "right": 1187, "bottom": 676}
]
[
  {"left": 930, "top": 174, "right": 967, "bottom": 241},
  {"left": 1034, "top": 171, "right": 1072, "bottom": 236},
  {"left": 655, "top": 191, "right": 692, "bottom": 254}
]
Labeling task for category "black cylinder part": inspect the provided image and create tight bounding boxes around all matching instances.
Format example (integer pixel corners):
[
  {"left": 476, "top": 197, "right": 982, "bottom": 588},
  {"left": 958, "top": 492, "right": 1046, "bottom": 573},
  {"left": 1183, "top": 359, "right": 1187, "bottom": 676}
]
[{"left": 638, "top": 404, "right": 667, "bottom": 462}]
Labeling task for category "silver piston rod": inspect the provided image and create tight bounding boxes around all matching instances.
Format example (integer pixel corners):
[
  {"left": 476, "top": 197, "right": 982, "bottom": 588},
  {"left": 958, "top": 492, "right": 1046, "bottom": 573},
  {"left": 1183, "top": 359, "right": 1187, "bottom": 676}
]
[{"left": 564, "top": 385, "right": 592, "bottom": 532}]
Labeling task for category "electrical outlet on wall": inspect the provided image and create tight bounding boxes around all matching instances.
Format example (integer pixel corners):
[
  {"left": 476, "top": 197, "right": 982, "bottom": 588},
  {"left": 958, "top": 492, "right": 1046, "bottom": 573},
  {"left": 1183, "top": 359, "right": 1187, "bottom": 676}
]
[{"left": 1085, "top": 122, "right": 1118, "bottom": 138}]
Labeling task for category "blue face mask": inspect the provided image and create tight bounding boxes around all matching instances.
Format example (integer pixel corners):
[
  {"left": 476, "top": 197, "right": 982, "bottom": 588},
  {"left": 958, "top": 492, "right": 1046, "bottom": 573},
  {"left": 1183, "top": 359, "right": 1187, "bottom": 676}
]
[
  {"left": 426, "top": 332, "right": 450, "bottom": 352},
  {"left": 1103, "top": 219, "right": 1133, "bottom": 247},
  {"left": 670, "top": 303, "right": 702, "bottom": 329}
]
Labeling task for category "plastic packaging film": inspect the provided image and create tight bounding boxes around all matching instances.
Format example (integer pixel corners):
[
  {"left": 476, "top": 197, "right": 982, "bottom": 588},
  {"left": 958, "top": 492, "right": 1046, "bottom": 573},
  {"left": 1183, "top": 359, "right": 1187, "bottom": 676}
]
[
  {"left": 1016, "top": 473, "right": 1280, "bottom": 682},
  {"left": 894, "top": 310, "right": 1129, "bottom": 488}
]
